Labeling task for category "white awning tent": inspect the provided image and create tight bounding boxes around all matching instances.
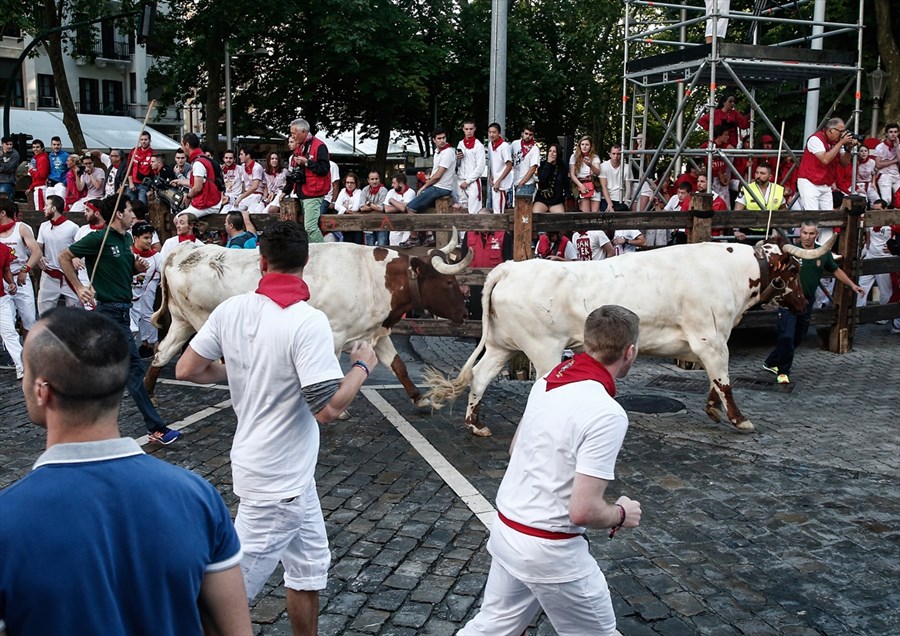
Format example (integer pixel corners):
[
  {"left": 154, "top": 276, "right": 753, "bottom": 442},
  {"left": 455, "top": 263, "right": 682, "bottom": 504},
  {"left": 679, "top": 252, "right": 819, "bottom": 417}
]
[{"left": 6, "top": 110, "right": 181, "bottom": 151}]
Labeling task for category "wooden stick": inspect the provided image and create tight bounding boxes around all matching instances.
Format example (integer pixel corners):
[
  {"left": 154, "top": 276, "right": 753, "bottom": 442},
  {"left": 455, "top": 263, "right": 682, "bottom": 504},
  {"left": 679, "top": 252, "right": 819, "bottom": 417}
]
[
  {"left": 765, "top": 120, "right": 787, "bottom": 239},
  {"left": 88, "top": 99, "right": 157, "bottom": 288}
]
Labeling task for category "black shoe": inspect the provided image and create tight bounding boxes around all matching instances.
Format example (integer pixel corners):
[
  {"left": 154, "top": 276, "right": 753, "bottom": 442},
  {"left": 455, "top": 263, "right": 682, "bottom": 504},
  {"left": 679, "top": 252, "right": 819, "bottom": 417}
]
[{"left": 138, "top": 345, "right": 155, "bottom": 359}]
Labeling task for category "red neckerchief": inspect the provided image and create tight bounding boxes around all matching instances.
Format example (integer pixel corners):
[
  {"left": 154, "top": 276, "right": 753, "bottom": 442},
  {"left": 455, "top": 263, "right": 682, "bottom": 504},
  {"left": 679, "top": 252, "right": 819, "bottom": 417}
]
[
  {"left": 223, "top": 164, "right": 237, "bottom": 173},
  {"left": 395, "top": 185, "right": 409, "bottom": 195},
  {"left": 462, "top": 136, "right": 476, "bottom": 150},
  {"left": 545, "top": 353, "right": 616, "bottom": 397},
  {"left": 255, "top": 272, "right": 311, "bottom": 308},
  {"left": 49, "top": 215, "right": 68, "bottom": 227},
  {"left": 521, "top": 139, "right": 536, "bottom": 156},
  {"left": 133, "top": 246, "right": 157, "bottom": 257},
  {"left": 244, "top": 160, "right": 256, "bottom": 175},
  {"left": 491, "top": 136, "right": 505, "bottom": 151},
  {"left": 89, "top": 222, "right": 104, "bottom": 230},
  {"left": 178, "top": 234, "right": 196, "bottom": 243},
  {"left": 0, "top": 221, "right": 14, "bottom": 234},
  {"left": 189, "top": 148, "right": 203, "bottom": 162},
  {"left": 885, "top": 139, "right": 896, "bottom": 149},
  {"left": 344, "top": 188, "right": 356, "bottom": 198},
  {"left": 369, "top": 184, "right": 383, "bottom": 195},
  {"left": 437, "top": 143, "right": 452, "bottom": 154}
]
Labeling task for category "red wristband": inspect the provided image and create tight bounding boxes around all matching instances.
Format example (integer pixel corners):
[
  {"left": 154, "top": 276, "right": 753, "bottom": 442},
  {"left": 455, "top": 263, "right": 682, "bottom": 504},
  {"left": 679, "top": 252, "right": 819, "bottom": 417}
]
[{"left": 608, "top": 504, "right": 626, "bottom": 539}]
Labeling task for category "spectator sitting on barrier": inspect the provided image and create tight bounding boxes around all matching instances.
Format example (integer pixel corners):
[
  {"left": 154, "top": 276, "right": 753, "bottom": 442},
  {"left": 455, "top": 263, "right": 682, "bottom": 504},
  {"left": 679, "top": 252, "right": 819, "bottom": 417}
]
[
  {"left": 263, "top": 151, "right": 288, "bottom": 214},
  {"left": 405, "top": 127, "right": 455, "bottom": 247},
  {"left": 855, "top": 145, "right": 878, "bottom": 205},
  {"left": 335, "top": 172, "right": 362, "bottom": 244},
  {"left": 533, "top": 144, "right": 568, "bottom": 213},
  {"left": 797, "top": 117, "right": 856, "bottom": 213},
  {"left": 359, "top": 170, "right": 388, "bottom": 246},
  {"left": 699, "top": 124, "right": 734, "bottom": 206},
  {"left": 874, "top": 123, "right": 900, "bottom": 203},
  {"left": 63, "top": 155, "right": 85, "bottom": 212},
  {"left": 71, "top": 155, "right": 105, "bottom": 213},
  {"left": 384, "top": 172, "right": 416, "bottom": 246},
  {"left": 26, "top": 139, "right": 50, "bottom": 210}
]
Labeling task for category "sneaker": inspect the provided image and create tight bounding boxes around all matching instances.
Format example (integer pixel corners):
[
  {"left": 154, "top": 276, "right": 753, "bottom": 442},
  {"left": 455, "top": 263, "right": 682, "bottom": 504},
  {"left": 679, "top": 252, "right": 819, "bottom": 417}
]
[
  {"left": 397, "top": 240, "right": 416, "bottom": 249},
  {"left": 891, "top": 328, "right": 900, "bottom": 335},
  {"left": 874, "top": 320, "right": 888, "bottom": 325},
  {"left": 148, "top": 428, "right": 182, "bottom": 445},
  {"left": 776, "top": 374, "right": 790, "bottom": 385},
  {"left": 762, "top": 363, "right": 779, "bottom": 375},
  {"left": 16, "top": 366, "right": 24, "bottom": 381},
  {"left": 138, "top": 345, "right": 155, "bottom": 359}
]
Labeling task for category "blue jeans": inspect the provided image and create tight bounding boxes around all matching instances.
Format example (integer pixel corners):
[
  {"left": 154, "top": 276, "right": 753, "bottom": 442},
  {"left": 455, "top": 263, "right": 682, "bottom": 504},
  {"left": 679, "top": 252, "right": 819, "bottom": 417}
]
[
  {"left": 764, "top": 300, "right": 812, "bottom": 376},
  {"left": 366, "top": 231, "right": 389, "bottom": 246},
  {"left": 96, "top": 302, "right": 167, "bottom": 434},
  {"left": 0, "top": 182, "right": 13, "bottom": 197},
  {"left": 408, "top": 186, "right": 451, "bottom": 213},
  {"left": 513, "top": 183, "right": 536, "bottom": 197},
  {"left": 127, "top": 183, "right": 149, "bottom": 206}
]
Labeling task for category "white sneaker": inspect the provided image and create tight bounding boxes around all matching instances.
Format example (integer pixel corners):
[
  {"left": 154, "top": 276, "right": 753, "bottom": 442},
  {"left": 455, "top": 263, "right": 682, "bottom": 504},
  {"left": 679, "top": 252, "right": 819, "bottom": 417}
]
[{"left": 16, "top": 366, "right": 24, "bottom": 380}]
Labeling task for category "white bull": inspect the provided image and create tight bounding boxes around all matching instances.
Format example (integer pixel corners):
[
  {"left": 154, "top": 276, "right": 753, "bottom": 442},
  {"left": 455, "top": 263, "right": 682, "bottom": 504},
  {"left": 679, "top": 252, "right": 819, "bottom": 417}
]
[
  {"left": 145, "top": 234, "right": 472, "bottom": 406},
  {"left": 425, "top": 238, "right": 835, "bottom": 436}
]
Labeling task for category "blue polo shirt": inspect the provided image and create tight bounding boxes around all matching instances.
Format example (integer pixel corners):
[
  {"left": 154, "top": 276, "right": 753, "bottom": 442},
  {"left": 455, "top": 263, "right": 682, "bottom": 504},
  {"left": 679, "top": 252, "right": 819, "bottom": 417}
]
[
  {"left": 48, "top": 149, "right": 69, "bottom": 183},
  {"left": 0, "top": 438, "right": 241, "bottom": 635}
]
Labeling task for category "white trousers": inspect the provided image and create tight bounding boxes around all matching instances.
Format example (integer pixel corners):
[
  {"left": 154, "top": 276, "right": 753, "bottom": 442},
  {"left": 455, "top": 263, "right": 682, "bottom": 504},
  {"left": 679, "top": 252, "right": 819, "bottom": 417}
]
[
  {"left": 234, "top": 482, "right": 330, "bottom": 601},
  {"left": 182, "top": 202, "right": 221, "bottom": 219},
  {"left": 490, "top": 188, "right": 508, "bottom": 214},
  {"left": 458, "top": 557, "right": 617, "bottom": 636},
  {"left": 857, "top": 272, "right": 892, "bottom": 307},
  {"left": 458, "top": 179, "right": 483, "bottom": 214},
  {"left": 10, "top": 274, "right": 36, "bottom": 330},
  {"left": 37, "top": 271, "right": 81, "bottom": 316},
  {"left": 797, "top": 178, "right": 834, "bottom": 213},
  {"left": 0, "top": 294, "right": 23, "bottom": 372},
  {"left": 705, "top": 0, "right": 730, "bottom": 38},
  {"left": 876, "top": 172, "right": 900, "bottom": 203}
]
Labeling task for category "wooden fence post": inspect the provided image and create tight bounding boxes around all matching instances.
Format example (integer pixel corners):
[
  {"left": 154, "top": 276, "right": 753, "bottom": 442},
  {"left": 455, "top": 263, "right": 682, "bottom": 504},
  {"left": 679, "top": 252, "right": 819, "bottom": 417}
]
[
  {"left": 149, "top": 200, "right": 172, "bottom": 241},
  {"left": 513, "top": 195, "right": 534, "bottom": 261},
  {"left": 688, "top": 193, "right": 713, "bottom": 243},
  {"left": 827, "top": 195, "right": 866, "bottom": 354},
  {"left": 434, "top": 197, "right": 452, "bottom": 248},
  {"left": 280, "top": 198, "right": 300, "bottom": 223}
]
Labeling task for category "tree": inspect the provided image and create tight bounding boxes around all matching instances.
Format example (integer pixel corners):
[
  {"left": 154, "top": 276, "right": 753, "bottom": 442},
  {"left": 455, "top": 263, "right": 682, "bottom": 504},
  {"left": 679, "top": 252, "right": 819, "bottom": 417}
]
[{"left": 873, "top": 0, "right": 900, "bottom": 125}]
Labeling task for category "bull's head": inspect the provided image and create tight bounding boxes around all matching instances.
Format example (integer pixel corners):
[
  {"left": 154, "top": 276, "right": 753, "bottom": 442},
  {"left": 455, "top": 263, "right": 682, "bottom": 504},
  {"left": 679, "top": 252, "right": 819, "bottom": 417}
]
[
  {"left": 409, "top": 227, "right": 473, "bottom": 323},
  {"left": 754, "top": 234, "right": 837, "bottom": 312}
]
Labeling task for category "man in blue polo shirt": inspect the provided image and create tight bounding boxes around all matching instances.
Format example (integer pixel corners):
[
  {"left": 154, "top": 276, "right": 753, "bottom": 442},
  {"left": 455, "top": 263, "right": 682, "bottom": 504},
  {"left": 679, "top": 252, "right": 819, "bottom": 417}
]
[{"left": 0, "top": 308, "right": 252, "bottom": 635}]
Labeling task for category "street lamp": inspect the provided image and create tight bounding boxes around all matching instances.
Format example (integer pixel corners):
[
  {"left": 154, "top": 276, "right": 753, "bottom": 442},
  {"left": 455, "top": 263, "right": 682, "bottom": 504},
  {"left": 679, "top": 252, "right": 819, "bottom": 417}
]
[
  {"left": 867, "top": 57, "right": 887, "bottom": 138},
  {"left": 224, "top": 43, "right": 270, "bottom": 150}
]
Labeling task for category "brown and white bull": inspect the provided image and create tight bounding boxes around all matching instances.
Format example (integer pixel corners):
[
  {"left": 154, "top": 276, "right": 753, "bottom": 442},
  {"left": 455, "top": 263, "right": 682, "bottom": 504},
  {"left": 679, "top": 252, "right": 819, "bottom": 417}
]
[
  {"left": 425, "top": 237, "right": 835, "bottom": 436},
  {"left": 145, "top": 233, "right": 472, "bottom": 406}
]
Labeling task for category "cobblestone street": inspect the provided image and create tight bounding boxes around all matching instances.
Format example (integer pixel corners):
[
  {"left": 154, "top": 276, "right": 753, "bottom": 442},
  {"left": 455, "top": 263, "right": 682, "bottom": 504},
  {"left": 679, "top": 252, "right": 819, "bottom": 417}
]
[{"left": 1, "top": 324, "right": 897, "bottom": 635}]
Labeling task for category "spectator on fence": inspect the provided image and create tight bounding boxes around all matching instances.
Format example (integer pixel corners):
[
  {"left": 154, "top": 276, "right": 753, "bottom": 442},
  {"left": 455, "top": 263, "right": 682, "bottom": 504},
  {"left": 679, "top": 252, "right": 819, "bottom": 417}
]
[
  {"left": 699, "top": 124, "right": 734, "bottom": 206},
  {"left": 0, "top": 136, "right": 19, "bottom": 198},
  {"left": 457, "top": 120, "right": 486, "bottom": 214},
  {"left": 84, "top": 148, "right": 126, "bottom": 197},
  {"left": 569, "top": 136, "right": 602, "bottom": 212},
  {"left": 533, "top": 144, "right": 568, "bottom": 213},
  {"left": 71, "top": 155, "right": 106, "bottom": 212},
  {"left": 511, "top": 124, "right": 540, "bottom": 199},
  {"left": 599, "top": 145, "right": 633, "bottom": 212},
  {"left": 321, "top": 160, "right": 341, "bottom": 216},
  {"left": 46, "top": 137, "right": 69, "bottom": 200},
  {"left": 26, "top": 140, "right": 50, "bottom": 210},
  {"left": 181, "top": 133, "right": 223, "bottom": 218},
  {"left": 173, "top": 148, "right": 192, "bottom": 186},
  {"left": 335, "top": 173, "right": 362, "bottom": 244},
  {"left": 405, "top": 127, "right": 456, "bottom": 246},
  {"left": 126, "top": 132, "right": 153, "bottom": 205},
  {"left": 359, "top": 170, "right": 388, "bottom": 246},
  {"left": 263, "top": 151, "right": 288, "bottom": 214},
  {"left": 220, "top": 150, "right": 243, "bottom": 214},
  {"left": 857, "top": 199, "right": 894, "bottom": 312},
  {"left": 487, "top": 123, "right": 514, "bottom": 214},
  {"left": 705, "top": 0, "right": 730, "bottom": 43},
  {"left": 384, "top": 173, "right": 416, "bottom": 246},
  {"left": 874, "top": 123, "right": 900, "bottom": 204},
  {"left": 235, "top": 148, "right": 265, "bottom": 214},
  {"left": 63, "top": 155, "right": 86, "bottom": 211},
  {"left": 287, "top": 118, "right": 331, "bottom": 243},
  {"left": 854, "top": 145, "right": 878, "bottom": 205}
]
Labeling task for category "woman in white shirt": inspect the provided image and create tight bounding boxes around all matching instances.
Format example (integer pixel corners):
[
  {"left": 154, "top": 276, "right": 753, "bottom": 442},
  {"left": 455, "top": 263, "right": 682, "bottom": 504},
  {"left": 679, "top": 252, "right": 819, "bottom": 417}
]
[
  {"left": 334, "top": 173, "right": 363, "bottom": 244},
  {"left": 160, "top": 212, "right": 204, "bottom": 260},
  {"left": 854, "top": 145, "right": 878, "bottom": 205},
  {"left": 263, "top": 151, "right": 289, "bottom": 214},
  {"left": 568, "top": 136, "right": 602, "bottom": 212}
]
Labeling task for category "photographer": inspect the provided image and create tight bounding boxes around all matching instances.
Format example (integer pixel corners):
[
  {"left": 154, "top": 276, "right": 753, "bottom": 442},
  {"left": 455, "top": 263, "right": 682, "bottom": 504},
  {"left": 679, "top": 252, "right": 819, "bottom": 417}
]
[
  {"left": 71, "top": 156, "right": 105, "bottom": 212},
  {"left": 284, "top": 118, "right": 330, "bottom": 243},
  {"left": 796, "top": 117, "right": 858, "bottom": 212}
]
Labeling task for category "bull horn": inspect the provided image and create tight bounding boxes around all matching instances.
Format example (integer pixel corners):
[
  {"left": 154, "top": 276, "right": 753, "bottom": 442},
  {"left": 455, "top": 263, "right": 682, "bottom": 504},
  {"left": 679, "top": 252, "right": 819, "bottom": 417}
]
[
  {"left": 781, "top": 233, "right": 837, "bottom": 260},
  {"left": 432, "top": 247, "right": 474, "bottom": 275},
  {"left": 437, "top": 227, "right": 460, "bottom": 255}
]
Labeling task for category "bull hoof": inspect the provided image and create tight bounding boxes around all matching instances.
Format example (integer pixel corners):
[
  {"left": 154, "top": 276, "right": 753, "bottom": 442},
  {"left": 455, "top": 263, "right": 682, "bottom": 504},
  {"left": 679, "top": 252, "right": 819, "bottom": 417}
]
[
  {"left": 414, "top": 397, "right": 431, "bottom": 409},
  {"left": 705, "top": 406, "right": 722, "bottom": 423},
  {"left": 466, "top": 423, "right": 492, "bottom": 437},
  {"left": 338, "top": 410, "right": 351, "bottom": 421},
  {"left": 734, "top": 419, "right": 755, "bottom": 433}
]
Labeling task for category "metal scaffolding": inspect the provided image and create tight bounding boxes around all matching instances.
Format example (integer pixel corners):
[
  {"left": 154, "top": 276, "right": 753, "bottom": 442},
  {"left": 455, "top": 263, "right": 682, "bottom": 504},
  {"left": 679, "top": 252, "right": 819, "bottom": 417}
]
[{"left": 621, "top": 0, "right": 865, "bottom": 210}]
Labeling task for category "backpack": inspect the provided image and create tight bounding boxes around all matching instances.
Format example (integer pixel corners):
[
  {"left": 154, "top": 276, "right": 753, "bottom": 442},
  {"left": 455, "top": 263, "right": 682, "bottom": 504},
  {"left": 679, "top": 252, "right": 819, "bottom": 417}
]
[{"left": 196, "top": 155, "right": 225, "bottom": 194}]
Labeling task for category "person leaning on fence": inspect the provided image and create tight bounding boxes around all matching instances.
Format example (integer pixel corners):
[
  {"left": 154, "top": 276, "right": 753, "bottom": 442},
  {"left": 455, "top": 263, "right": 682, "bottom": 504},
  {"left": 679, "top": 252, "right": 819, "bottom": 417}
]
[
  {"left": 533, "top": 144, "right": 568, "bottom": 213},
  {"left": 402, "top": 127, "right": 456, "bottom": 247},
  {"left": 0, "top": 307, "right": 251, "bottom": 635},
  {"left": 732, "top": 163, "right": 786, "bottom": 243}
]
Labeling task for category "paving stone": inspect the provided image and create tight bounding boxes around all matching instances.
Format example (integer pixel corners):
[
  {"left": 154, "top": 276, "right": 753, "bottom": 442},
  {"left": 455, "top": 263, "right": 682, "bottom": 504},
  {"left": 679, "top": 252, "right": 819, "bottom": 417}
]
[
  {"left": 391, "top": 601, "right": 433, "bottom": 628},
  {"left": 410, "top": 574, "right": 456, "bottom": 603},
  {"left": 368, "top": 589, "right": 409, "bottom": 611},
  {"left": 452, "top": 572, "right": 488, "bottom": 596},
  {"left": 349, "top": 608, "right": 390, "bottom": 633}
]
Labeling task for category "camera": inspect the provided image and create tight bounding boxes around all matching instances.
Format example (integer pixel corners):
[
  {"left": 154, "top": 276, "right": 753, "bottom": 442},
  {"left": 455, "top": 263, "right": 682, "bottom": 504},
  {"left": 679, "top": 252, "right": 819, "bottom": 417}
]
[
  {"left": 283, "top": 165, "right": 306, "bottom": 195},
  {"left": 843, "top": 131, "right": 866, "bottom": 143},
  {"left": 76, "top": 165, "right": 85, "bottom": 176}
]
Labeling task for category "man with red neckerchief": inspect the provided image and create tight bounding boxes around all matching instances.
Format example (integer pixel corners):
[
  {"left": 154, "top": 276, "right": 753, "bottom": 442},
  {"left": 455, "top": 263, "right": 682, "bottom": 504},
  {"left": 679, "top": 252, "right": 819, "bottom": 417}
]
[
  {"left": 874, "top": 123, "right": 900, "bottom": 203},
  {"left": 0, "top": 198, "right": 41, "bottom": 336},
  {"left": 510, "top": 125, "right": 541, "bottom": 199},
  {"left": 460, "top": 305, "right": 643, "bottom": 636},
  {"left": 25, "top": 140, "right": 50, "bottom": 211},
  {"left": 457, "top": 120, "right": 486, "bottom": 214},
  {"left": 35, "top": 194, "right": 81, "bottom": 315},
  {"left": 407, "top": 127, "right": 457, "bottom": 215},
  {"left": 487, "top": 123, "right": 513, "bottom": 214},
  {"left": 180, "top": 133, "right": 223, "bottom": 218},
  {"left": 126, "top": 132, "right": 154, "bottom": 206},
  {"left": 176, "top": 221, "right": 377, "bottom": 636}
]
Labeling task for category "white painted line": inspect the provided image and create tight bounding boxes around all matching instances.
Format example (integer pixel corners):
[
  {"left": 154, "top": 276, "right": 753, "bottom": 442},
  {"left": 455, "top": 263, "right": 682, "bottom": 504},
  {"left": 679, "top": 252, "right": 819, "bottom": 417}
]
[
  {"left": 362, "top": 387, "right": 497, "bottom": 529},
  {"left": 136, "top": 399, "right": 232, "bottom": 446},
  {"left": 159, "top": 378, "right": 230, "bottom": 390}
]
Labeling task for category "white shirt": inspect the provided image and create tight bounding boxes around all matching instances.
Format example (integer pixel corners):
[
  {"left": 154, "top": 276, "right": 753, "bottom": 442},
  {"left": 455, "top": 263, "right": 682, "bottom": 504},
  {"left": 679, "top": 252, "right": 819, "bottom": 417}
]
[
  {"left": 491, "top": 375, "right": 628, "bottom": 583},
  {"left": 37, "top": 219, "right": 79, "bottom": 270},
  {"left": 433, "top": 146, "right": 458, "bottom": 192},
  {"left": 510, "top": 140, "right": 540, "bottom": 186},
  {"left": 874, "top": 141, "right": 899, "bottom": 176},
  {"left": 334, "top": 189, "right": 362, "bottom": 214},
  {"left": 569, "top": 153, "right": 600, "bottom": 180},
  {"left": 190, "top": 292, "right": 343, "bottom": 499},
  {"left": 598, "top": 160, "right": 632, "bottom": 202},
  {"left": 855, "top": 158, "right": 876, "bottom": 192},
  {"left": 0, "top": 223, "right": 32, "bottom": 272},
  {"left": 222, "top": 165, "right": 243, "bottom": 197},
  {"left": 384, "top": 186, "right": 416, "bottom": 209},
  {"left": 240, "top": 161, "right": 265, "bottom": 193},
  {"left": 572, "top": 230, "right": 611, "bottom": 261},
  {"left": 327, "top": 162, "right": 341, "bottom": 203},
  {"left": 864, "top": 226, "right": 893, "bottom": 259},
  {"left": 191, "top": 159, "right": 208, "bottom": 181},
  {"left": 159, "top": 236, "right": 202, "bottom": 261},
  {"left": 615, "top": 229, "right": 643, "bottom": 254},
  {"left": 457, "top": 139, "right": 486, "bottom": 183},
  {"left": 806, "top": 134, "right": 827, "bottom": 156},
  {"left": 488, "top": 140, "right": 514, "bottom": 190}
]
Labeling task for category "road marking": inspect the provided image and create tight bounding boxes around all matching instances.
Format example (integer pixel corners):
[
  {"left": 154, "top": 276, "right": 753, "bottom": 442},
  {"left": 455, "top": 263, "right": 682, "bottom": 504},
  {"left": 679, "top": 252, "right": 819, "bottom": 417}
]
[
  {"left": 137, "top": 399, "right": 232, "bottom": 446},
  {"left": 159, "top": 378, "right": 230, "bottom": 390},
  {"left": 362, "top": 388, "right": 497, "bottom": 529}
]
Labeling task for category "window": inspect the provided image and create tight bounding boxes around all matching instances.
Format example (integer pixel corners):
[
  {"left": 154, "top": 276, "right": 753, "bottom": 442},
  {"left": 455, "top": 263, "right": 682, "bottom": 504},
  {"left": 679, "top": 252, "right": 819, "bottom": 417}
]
[
  {"left": 37, "top": 74, "right": 57, "bottom": 108},
  {"left": 1, "top": 24, "right": 22, "bottom": 38},
  {"left": 0, "top": 61, "right": 24, "bottom": 107},
  {"left": 79, "top": 78, "right": 100, "bottom": 114},
  {"left": 102, "top": 80, "right": 124, "bottom": 114}
]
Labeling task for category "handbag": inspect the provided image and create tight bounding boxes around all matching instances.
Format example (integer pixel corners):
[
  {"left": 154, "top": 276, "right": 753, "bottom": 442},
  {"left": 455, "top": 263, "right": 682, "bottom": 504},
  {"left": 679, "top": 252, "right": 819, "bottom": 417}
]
[{"left": 578, "top": 179, "right": 595, "bottom": 199}]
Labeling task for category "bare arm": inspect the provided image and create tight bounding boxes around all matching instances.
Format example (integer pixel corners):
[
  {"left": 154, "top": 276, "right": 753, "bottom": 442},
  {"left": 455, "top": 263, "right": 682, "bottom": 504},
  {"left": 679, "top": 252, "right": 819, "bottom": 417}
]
[
  {"left": 197, "top": 565, "right": 253, "bottom": 636},
  {"left": 423, "top": 166, "right": 447, "bottom": 189},
  {"left": 569, "top": 473, "right": 642, "bottom": 530},
  {"left": 176, "top": 346, "right": 229, "bottom": 384}
]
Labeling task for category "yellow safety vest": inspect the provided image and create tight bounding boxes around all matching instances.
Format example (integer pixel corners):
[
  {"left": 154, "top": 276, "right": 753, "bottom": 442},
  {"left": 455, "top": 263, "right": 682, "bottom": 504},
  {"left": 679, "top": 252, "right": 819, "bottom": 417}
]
[{"left": 742, "top": 181, "right": 784, "bottom": 211}]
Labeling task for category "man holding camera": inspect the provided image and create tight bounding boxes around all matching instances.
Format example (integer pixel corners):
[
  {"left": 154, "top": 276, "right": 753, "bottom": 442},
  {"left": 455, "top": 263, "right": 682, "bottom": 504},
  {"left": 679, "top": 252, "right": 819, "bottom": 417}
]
[
  {"left": 285, "top": 118, "right": 330, "bottom": 244},
  {"left": 70, "top": 156, "right": 105, "bottom": 213},
  {"left": 796, "top": 117, "right": 857, "bottom": 212}
]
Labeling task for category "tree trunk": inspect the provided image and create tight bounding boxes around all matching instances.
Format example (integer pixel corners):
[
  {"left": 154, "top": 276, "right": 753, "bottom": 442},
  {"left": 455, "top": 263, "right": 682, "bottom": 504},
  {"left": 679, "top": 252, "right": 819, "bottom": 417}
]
[
  {"left": 39, "top": 0, "right": 86, "bottom": 150},
  {"left": 874, "top": 0, "right": 900, "bottom": 124},
  {"left": 204, "top": 20, "right": 224, "bottom": 153},
  {"left": 374, "top": 116, "right": 393, "bottom": 176}
]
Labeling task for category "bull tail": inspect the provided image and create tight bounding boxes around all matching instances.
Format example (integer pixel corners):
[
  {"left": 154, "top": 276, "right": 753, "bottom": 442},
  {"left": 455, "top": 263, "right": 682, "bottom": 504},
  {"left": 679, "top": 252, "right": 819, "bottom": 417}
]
[
  {"left": 150, "top": 258, "right": 170, "bottom": 329},
  {"left": 424, "top": 264, "right": 506, "bottom": 409}
]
